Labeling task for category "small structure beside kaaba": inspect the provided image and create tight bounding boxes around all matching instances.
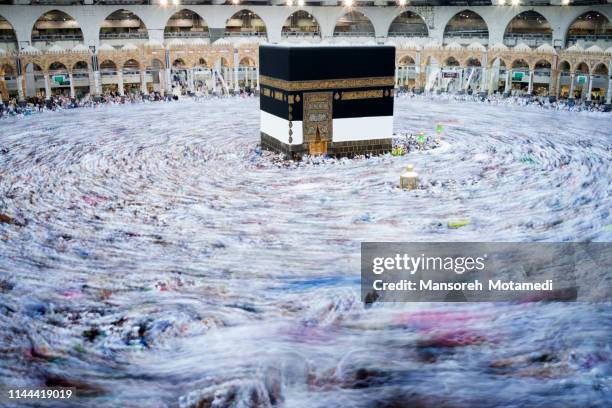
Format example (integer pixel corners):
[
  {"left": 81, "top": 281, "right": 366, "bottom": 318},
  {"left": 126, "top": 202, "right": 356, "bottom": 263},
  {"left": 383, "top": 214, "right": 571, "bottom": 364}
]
[{"left": 259, "top": 45, "right": 395, "bottom": 157}]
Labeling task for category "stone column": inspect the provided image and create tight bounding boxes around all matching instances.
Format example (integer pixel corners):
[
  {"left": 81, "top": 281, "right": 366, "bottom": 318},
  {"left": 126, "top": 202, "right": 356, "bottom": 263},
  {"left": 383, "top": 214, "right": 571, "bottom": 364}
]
[
  {"left": 223, "top": 67, "right": 229, "bottom": 90},
  {"left": 88, "top": 70, "right": 95, "bottom": 95},
  {"left": 69, "top": 73, "right": 75, "bottom": 98},
  {"left": 480, "top": 67, "right": 488, "bottom": 93},
  {"left": 527, "top": 70, "right": 534, "bottom": 94},
  {"left": 606, "top": 64, "right": 612, "bottom": 104},
  {"left": 480, "top": 51, "right": 488, "bottom": 93},
  {"left": 550, "top": 69, "right": 559, "bottom": 98},
  {"left": 568, "top": 73, "right": 575, "bottom": 99},
  {"left": 44, "top": 74, "right": 51, "bottom": 99},
  {"left": 159, "top": 69, "right": 165, "bottom": 96},
  {"left": 487, "top": 66, "right": 495, "bottom": 95},
  {"left": 17, "top": 75, "right": 25, "bottom": 101},
  {"left": 415, "top": 50, "right": 421, "bottom": 90},
  {"left": 141, "top": 69, "right": 148, "bottom": 95},
  {"left": 165, "top": 69, "right": 172, "bottom": 94},
  {"left": 117, "top": 71, "right": 124, "bottom": 95},
  {"left": 586, "top": 75, "right": 593, "bottom": 101},
  {"left": 395, "top": 66, "right": 399, "bottom": 88},
  {"left": 504, "top": 69, "right": 512, "bottom": 94},
  {"left": 234, "top": 65, "right": 239, "bottom": 92}
]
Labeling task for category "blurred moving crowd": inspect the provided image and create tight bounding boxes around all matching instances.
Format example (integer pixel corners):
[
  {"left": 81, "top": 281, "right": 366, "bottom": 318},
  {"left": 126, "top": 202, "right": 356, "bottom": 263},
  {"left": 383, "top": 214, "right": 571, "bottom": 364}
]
[
  {"left": 397, "top": 89, "right": 611, "bottom": 113},
  {"left": 1, "top": 88, "right": 609, "bottom": 119}
]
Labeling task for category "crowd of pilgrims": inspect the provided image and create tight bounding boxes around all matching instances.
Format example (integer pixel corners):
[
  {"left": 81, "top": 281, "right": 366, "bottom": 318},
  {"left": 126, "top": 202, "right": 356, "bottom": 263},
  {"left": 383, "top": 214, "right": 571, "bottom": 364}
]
[
  {"left": 1, "top": 87, "right": 609, "bottom": 119},
  {"left": 397, "top": 89, "right": 612, "bottom": 113}
]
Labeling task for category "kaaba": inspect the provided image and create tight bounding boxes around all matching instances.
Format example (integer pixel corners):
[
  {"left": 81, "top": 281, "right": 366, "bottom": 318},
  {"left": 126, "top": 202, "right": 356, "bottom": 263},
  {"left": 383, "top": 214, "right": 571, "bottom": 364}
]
[{"left": 259, "top": 45, "right": 395, "bottom": 157}]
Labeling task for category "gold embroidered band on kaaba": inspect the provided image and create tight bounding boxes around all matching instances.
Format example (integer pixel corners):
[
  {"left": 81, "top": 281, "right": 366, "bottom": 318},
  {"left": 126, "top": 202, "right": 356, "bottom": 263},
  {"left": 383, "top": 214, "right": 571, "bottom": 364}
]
[{"left": 259, "top": 75, "right": 395, "bottom": 92}]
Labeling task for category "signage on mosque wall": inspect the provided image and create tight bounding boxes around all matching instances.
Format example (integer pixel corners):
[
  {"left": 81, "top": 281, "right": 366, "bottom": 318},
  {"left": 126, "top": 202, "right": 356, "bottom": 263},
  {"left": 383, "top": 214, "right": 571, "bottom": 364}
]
[
  {"left": 576, "top": 75, "right": 587, "bottom": 85},
  {"left": 512, "top": 72, "right": 525, "bottom": 81},
  {"left": 442, "top": 72, "right": 458, "bottom": 79}
]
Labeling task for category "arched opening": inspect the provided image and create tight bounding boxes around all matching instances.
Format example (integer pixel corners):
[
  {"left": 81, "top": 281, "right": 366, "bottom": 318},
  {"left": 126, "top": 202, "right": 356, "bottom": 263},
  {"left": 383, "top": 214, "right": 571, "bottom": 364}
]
[
  {"left": 532, "top": 60, "right": 552, "bottom": 95},
  {"left": 466, "top": 58, "right": 481, "bottom": 67},
  {"left": 439, "top": 57, "right": 462, "bottom": 93},
  {"left": 397, "top": 55, "right": 416, "bottom": 89},
  {"left": 0, "top": 63, "right": 16, "bottom": 100},
  {"left": 463, "top": 58, "right": 483, "bottom": 94},
  {"left": 573, "top": 62, "right": 590, "bottom": 100},
  {"left": 122, "top": 59, "right": 141, "bottom": 95},
  {"left": 164, "top": 9, "right": 209, "bottom": 41},
  {"left": 333, "top": 11, "right": 375, "bottom": 37},
  {"left": 99, "top": 60, "right": 118, "bottom": 94},
  {"left": 444, "top": 57, "right": 460, "bottom": 67},
  {"left": 31, "top": 10, "right": 83, "bottom": 51},
  {"left": 100, "top": 10, "right": 148, "bottom": 46},
  {"left": 146, "top": 58, "right": 164, "bottom": 94},
  {"left": 216, "top": 57, "right": 233, "bottom": 92},
  {"left": 557, "top": 61, "right": 571, "bottom": 99},
  {"left": 504, "top": 11, "right": 552, "bottom": 47},
  {"left": 566, "top": 11, "right": 611, "bottom": 48},
  {"left": 1, "top": 63, "right": 14, "bottom": 76},
  {"left": 172, "top": 58, "right": 186, "bottom": 69},
  {"left": 47, "top": 62, "right": 69, "bottom": 97},
  {"left": 590, "top": 63, "right": 608, "bottom": 103},
  {"left": 282, "top": 11, "right": 321, "bottom": 39},
  {"left": 489, "top": 57, "right": 507, "bottom": 94},
  {"left": 48, "top": 61, "right": 67, "bottom": 72},
  {"left": 225, "top": 10, "right": 267, "bottom": 38},
  {"left": 24, "top": 63, "right": 44, "bottom": 98},
  {"left": 0, "top": 15, "right": 18, "bottom": 52},
  {"left": 192, "top": 58, "right": 210, "bottom": 93},
  {"left": 71, "top": 60, "right": 90, "bottom": 97},
  {"left": 170, "top": 58, "right": 188, "bottom": 94},
  {"left": 238, "top": 56, "right": 257, "bottom": 90},
  {"left": 443, "top": 10, "right": 489, "bottom": 45},
  {"left": 509, "top": 59, "right": 530, "bottom": 92},
  {"left": 425, "top": 55, "right": 439, "bottom": 92},
  {"left": 388, "top": 11, "right": 428, "bottom": 38}
]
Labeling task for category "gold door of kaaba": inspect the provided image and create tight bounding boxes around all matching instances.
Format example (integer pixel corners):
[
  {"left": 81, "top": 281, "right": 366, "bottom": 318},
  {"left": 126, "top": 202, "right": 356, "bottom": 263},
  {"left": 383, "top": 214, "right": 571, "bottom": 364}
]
[{"left": 303, "top": 92, "right": 332, "bottom": 155}]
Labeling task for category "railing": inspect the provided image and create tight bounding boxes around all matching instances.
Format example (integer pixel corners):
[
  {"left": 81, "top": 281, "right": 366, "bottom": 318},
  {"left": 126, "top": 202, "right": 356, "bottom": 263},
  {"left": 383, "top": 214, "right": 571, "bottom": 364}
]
[
  {"left": 503, "top": 33, "right": 552, "bottom": 47},
  {"left": 95, "top": 0, "right": 150, "bottom": 4},
  {"left": 0, "top": 34, "right": 17, "bottom": 41},
  {"left": 444, "top": 31, "right": 489, "bottom": 39},
  {"left": 281, "top": 31, "right": 321, "bottom": 38},
  {"left": 164, "top": 31, "right": 210, "bottom": 38},
  {"left": 387, "top": 31, "right": 427, "bottom": 37},
  {"left": 566, "top": 34, "right": 612, "bottom": 47},
  {"left": 567, "top": 34, "right": 612, "bottom": 42},
  {"left": 31, "top": 34, "right": 83, "bottom": 42},
  {"left": 31, "top": 0, "right": 83, "bottom": 4},
  {"left": 99, "top": 32, "right": 148, "bottom": 40},
  {"left": 72, "top": 69, "right": 90, "bottom": 79},
  {"left": 533, "top": 70, "right": 551, "bottom": 78},
  {"left": 224, "top": 32, "right": 267, "bottom": 37},
  {"left": 333, "top": 31, "right": 376, "bottom": 37}
]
